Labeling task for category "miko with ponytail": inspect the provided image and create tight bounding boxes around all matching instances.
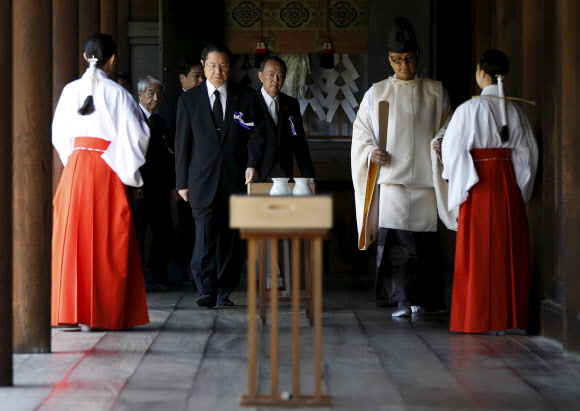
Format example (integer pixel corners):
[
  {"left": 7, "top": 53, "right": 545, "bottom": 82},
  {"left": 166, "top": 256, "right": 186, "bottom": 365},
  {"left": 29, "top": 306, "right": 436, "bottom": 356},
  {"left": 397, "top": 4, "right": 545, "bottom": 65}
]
[
  {"left": 441, "top": 49, "right": 538, "bottom": 335},
  {"left": 51, "top": 32, "right": 150, "bottom": 332}
]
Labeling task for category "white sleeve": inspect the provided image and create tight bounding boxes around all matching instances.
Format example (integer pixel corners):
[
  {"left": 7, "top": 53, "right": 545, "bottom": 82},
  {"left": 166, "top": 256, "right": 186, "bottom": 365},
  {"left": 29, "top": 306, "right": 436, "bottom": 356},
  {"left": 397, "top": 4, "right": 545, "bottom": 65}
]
[
  {"left": 510, "top": 107, "right": 539, "bottom": 202},
  {"left": 101, "top": 89, "right": 150, "bottom": 187},
  {"left": 52, "top": 84, "right": 75, "bottom": 166},
  {"left": 351, "top": 87, "right": 380, "bottom": 239},
  {"left": 441, "top": 104, "right": 480, "bottom": 210}
]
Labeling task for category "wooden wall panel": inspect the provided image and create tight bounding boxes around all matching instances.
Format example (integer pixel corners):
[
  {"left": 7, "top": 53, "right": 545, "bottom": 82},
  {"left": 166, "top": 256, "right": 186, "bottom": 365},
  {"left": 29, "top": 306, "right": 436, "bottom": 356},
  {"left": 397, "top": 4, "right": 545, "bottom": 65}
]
[
  {"left": 0, "top": 0, "right": 13, "bottom": 386},
  {"left": 559, "top": 0, "right": 580, "bottom": 353},
  {"left": 522, "top": 0, "right": 543, "bottom": 334}
]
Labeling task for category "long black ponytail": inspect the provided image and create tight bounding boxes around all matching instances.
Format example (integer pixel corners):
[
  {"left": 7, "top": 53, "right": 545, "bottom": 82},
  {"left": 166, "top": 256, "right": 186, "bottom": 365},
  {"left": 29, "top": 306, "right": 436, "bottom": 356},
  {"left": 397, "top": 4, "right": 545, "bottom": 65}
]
[
  {"left": 479, "top": 50, "right": 510, "bottom": 142},
  {"left": 78, "top": 33, "right": 117, "bottom": 115}
]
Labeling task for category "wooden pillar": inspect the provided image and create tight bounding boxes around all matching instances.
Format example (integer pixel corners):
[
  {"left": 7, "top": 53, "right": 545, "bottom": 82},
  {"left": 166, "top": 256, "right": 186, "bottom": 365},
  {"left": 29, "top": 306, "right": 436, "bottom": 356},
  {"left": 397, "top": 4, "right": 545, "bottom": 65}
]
[
  {"left": 101, "top": 0, "right": 117, "bottom": 38},
  {"left": 12, "top": 0, "right": 52, "bottom": 353},
  {"left": 101, "top": 0, "right": 117, "bottom": 81},
  {"left": 53, "top": 0, "right": 79, "bottom": 194},
  {"left": 78, "top": 0, "right": 100, "bottom": 76},
  {"left": 560, "top": 0, "right": 580, "bottom": 354},
  {"left": 0, "top": 0, "right": 13, "bottom": 386}
]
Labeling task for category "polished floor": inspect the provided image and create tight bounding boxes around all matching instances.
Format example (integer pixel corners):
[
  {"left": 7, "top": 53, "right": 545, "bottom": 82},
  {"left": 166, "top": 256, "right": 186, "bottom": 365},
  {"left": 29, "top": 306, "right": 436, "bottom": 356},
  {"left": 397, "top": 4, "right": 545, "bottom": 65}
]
[{"left": 2, "top": 289, "right": 580, "bottom": 411}]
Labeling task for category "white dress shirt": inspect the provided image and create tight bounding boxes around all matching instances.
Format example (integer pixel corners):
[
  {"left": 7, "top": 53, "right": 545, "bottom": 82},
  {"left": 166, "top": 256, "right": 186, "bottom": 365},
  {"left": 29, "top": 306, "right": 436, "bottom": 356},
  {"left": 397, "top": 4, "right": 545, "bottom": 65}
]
[
  {"left": 206, "top": 80, "right": 227, "bottom": 121},
  {"left": 261, "top": 87, "right": 279, "bottom": 125}
]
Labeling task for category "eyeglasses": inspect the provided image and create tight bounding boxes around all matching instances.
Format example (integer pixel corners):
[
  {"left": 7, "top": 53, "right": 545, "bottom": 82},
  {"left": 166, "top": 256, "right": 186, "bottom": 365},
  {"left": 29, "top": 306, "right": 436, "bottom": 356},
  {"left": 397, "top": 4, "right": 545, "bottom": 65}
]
[
  {"left": 204, "top": 63, "right": 230, "bottom": 71},
  {"left": 264, "top": 73, "right": 286, "bottom": 80},
  {"left": 390, "top": 55, "right": 418, "bottom": 65}
]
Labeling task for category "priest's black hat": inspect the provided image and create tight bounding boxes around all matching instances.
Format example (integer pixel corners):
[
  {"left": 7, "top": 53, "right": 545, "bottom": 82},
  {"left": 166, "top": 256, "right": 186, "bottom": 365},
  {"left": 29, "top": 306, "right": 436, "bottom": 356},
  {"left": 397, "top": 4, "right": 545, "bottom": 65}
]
[{"left": 388, "top": 17, "right": 420, "bottom": 53}]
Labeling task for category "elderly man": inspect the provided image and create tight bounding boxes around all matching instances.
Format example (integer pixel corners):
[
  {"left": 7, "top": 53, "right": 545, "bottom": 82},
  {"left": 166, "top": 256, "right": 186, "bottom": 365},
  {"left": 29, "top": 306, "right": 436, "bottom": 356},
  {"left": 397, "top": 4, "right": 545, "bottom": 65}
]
[
  {"left": 255, "top": 55, "right": 316, "bottom": 289},
  {"left": 351, "top": 17, "right": 455, "bottom": 317},
  {"left": 134, "top": 75, "right": 174, "bottom": 289},
  {"left": 257, "top": 56, "right": 315, "bottom": 181},
  {"left": 175, "top": 43, "right": 264, "bottom": 307}
]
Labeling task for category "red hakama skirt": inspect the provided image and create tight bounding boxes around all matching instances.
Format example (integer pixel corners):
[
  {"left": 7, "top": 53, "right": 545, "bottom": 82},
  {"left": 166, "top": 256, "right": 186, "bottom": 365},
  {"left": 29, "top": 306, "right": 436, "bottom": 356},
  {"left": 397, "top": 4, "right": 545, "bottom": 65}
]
[
  {"left": 450, "top": 148, "right": 530, "bottom": 333},
  {"left": 51, "top": 137, "right": 149, "bottom": 330}
]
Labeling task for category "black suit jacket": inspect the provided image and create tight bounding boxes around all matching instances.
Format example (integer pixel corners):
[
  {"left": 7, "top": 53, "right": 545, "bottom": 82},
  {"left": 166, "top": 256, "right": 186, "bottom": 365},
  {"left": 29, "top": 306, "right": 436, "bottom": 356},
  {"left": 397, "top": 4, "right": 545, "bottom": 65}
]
[
  {"left": 140, "top": 110, "right": 174, "bottom": 191},
  {"left": 174, "top": 81, "right": 265, "bottom": 208},
  {"left": 257, "top": 91, "right": 315, "bottom": 181},
  {"left": 157, "top": 88, "right": 183, "bottom": 153}
]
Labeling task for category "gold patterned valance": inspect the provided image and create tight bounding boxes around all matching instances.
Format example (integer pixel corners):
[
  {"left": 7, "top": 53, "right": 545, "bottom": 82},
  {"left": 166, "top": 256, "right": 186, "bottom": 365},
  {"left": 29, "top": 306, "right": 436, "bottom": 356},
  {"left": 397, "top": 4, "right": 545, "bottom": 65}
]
[{"left": 225, "top": 1, "right": 368, "bottom": 54}]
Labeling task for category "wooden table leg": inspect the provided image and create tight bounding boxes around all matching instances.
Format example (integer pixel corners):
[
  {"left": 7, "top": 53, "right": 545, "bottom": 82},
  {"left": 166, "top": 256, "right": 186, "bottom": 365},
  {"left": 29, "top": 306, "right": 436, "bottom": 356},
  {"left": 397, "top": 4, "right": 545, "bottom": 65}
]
[
  {"left": 282, "top": 239, "right": 291, "bottom": 297},
  {"left": 259, "top": 238, "right": 267, "bottom": 326},
  {"left": 247, "top": 238, "right": 258, "bottom": 397},
  {"left": 305, "top": 238, "right": 313, "bottom": 324},
  {"left": 292, "top": 238, "right": 301, "bottom": 398},
  {"left": 313, "top": 238, "right": 323, "bottom": 399},
  {"left": 269, "top": 237, "right": 279, "bottom": 396}
]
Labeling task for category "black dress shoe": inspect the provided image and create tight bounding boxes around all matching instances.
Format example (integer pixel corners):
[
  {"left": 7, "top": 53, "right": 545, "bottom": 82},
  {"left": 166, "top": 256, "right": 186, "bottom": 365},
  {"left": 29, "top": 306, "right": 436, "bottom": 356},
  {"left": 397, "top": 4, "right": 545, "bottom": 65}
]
[
  {"left": 196, "top": 294, "right": 217, "bottom": 308},
  {"left": 218, "top": 298, "right": 235, "bottom": 307}
]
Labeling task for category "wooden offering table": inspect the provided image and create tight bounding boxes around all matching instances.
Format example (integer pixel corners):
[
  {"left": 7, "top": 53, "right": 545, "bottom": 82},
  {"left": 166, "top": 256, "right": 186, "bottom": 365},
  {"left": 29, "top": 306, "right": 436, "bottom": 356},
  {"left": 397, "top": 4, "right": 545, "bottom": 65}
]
[
  {"left": 247, "top": 182, "right": 317, "bottom": 326},
  {"left": 230, "top": 194, "right": 332, "bottom": 407}
]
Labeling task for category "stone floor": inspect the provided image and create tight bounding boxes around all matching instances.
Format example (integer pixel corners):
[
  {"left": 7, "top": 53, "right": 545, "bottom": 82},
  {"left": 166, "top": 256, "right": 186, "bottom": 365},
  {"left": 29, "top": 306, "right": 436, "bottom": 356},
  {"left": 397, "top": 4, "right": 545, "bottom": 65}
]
[{"left": 2, "top": 289, "right": 580, "bottom": 411}]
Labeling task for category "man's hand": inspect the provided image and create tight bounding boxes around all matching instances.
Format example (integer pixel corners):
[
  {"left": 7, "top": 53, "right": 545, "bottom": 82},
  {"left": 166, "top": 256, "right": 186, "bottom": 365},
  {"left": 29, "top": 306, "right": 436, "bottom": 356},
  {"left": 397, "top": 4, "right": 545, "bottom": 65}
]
[
  {"left": 171, "top": 190, "right": 182, "bottom": 203},
  {"left": 245, "top": 167, "right": 259, "bottom": 184},
  {"left": 178, "top": 189, "right": 189, "bottom": 202},
  {"left": 432, "top": 138, "right": 443, "bottom": 157},
  {"left": 132, "top": 188, "right": 145, "bottom": 201},
  {"left": 370, "top": 149, "right": 389, "bottom": 166}
]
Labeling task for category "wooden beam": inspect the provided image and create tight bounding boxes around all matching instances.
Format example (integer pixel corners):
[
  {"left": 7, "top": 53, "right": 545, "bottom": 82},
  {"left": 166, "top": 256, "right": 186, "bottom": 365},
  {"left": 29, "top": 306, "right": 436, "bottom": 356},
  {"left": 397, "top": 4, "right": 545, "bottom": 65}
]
[
  {"left": 0, "top": 0, "right": 13, "bottom": 386},
  {"left": 53, "top": 0, "right": 79, "bottom": 195},
  {"left": 12, "top": 0, "right": 52, "bottom": 353},
  {"left": 560, "top": 0, "right": 580, "bottom": 354}
]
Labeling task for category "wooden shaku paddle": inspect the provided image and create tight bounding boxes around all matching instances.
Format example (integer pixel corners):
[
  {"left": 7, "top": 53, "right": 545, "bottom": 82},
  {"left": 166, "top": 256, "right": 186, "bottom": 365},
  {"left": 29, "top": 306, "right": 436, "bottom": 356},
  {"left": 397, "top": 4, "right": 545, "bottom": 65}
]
[{"left": 359, "top": 100, "right": 388, "bottom": 250}]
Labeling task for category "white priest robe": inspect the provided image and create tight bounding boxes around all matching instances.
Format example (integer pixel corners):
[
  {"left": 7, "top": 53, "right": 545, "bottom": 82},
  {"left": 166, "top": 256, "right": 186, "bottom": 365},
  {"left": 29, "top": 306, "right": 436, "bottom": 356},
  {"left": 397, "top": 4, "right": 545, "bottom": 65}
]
[
  {"left": 52, "top": 68, "right": 150, "bottom": 187},
  {"left": 441, "top": 84, "right": 538, "bottom": 209},
  {"left": 352, "top": 76, "right": 455, "bottom": 250}
]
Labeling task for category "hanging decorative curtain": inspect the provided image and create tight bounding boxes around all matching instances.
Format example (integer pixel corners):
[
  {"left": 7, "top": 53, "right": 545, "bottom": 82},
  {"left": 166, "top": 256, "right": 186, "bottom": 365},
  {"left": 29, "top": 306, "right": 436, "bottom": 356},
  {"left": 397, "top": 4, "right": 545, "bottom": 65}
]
[{"left": 225, "top": 1, "right": 368, "bottom": 54}]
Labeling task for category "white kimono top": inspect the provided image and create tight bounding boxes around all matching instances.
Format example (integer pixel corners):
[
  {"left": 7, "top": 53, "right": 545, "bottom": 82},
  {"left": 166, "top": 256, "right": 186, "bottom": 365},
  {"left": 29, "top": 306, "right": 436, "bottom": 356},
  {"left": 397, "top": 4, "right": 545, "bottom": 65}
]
[
  {"left": 441, "top": 84, "right": 538, "bottom": 210},
  {"left": 52, "top": 68, "right": 150, "bottom": 187},
  {"left": 352, "top": 76, "right": 456, "bottom": 248}
]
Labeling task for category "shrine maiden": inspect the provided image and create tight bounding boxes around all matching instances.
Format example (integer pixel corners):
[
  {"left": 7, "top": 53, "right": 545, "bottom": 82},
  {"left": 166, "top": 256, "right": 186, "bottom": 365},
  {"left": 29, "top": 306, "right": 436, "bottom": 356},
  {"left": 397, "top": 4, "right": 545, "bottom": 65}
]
[
  {"left": 441, "top": 49, "right": 538, "bottom": 334},
  {"left": 52, "top": 33, "right": 150, "bottom": 331}
]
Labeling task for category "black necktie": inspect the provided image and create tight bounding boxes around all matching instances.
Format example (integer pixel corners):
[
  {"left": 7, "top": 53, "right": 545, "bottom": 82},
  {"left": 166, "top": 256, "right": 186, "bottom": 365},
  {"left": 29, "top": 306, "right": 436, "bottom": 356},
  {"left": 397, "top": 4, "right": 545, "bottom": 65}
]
[
  {"left": 147, "top": 114, "right": 156, "bottom": 129},
  {"left": 212, "top": 89, "right": 224, "bottom": 132}
]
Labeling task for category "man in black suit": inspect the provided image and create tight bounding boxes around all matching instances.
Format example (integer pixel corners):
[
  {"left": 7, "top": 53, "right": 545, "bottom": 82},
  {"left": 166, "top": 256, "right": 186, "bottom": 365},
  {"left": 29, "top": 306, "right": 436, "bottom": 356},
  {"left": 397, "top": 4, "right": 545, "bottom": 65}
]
[
  {"left": 134, "top": 75, "right": 175, "bottom": 289},
  {"left": 257, "top": 56, "right": 315, "bottom": 181},
  {"left": 158, "top": 62, "right": 204, "bottom": 287},
  {"left": 174, "top": 43, "right": 265, "bottom": 307},
  {"left": 256, "top": 56, "right": 316, "bottom": 289},
  {"left": 159, "top": 62, "right": 204, "bottom": 150}
]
